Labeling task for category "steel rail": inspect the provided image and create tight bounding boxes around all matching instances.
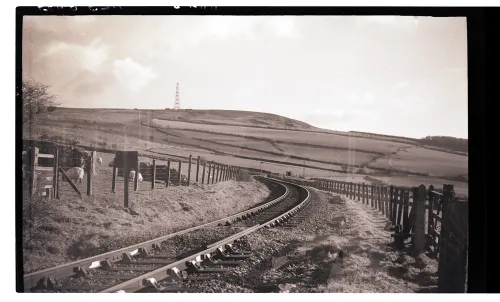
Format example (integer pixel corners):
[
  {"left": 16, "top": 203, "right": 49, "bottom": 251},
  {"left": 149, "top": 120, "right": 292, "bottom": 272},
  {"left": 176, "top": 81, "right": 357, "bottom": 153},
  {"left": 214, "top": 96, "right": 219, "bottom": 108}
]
[
  {"left": 99, "top": 177, "right": 310, "bottom": 293},
  {"left": 23, "top": 176, "right": 289, "bottom": 291}
]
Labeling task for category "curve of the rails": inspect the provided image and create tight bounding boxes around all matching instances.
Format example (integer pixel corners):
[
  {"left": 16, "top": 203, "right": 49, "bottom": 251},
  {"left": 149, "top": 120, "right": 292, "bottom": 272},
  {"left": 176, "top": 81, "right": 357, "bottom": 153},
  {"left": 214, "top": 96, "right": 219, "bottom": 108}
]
[
  {"left": 23, "top": 176, "right": 288, "bottom": 292},
  {"left": 99, "top": 177, "right": 310, "bottom": 293}
]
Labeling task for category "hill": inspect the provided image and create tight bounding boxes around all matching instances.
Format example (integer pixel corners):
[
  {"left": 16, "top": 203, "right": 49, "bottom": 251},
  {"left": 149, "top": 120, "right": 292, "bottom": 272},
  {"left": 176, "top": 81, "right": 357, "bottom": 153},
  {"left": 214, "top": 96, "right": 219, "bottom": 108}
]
[{"left": 23, "top": 108, "right": 468, "bottom": 187}]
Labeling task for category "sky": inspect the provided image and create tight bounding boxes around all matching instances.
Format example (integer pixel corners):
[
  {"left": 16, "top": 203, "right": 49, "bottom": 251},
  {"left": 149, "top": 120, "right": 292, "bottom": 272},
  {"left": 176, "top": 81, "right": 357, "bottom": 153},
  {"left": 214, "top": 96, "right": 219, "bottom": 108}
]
[{"left": 22, "top": 15, "right": 468, "bottom": 139}]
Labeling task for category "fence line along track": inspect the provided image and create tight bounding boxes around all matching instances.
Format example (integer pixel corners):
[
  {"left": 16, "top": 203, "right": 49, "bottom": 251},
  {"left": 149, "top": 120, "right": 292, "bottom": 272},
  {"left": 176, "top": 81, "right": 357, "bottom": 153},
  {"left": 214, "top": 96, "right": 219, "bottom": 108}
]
[{"left": 23, "top": 177, "right": 309, "bottom": 293}]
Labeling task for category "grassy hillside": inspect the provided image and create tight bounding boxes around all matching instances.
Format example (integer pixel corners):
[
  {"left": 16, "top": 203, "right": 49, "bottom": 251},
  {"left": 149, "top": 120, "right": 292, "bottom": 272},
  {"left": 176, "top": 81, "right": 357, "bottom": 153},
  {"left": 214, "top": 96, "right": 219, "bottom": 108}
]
[{"left": 23, "top": 108, "right": 468, "bottom": 187}]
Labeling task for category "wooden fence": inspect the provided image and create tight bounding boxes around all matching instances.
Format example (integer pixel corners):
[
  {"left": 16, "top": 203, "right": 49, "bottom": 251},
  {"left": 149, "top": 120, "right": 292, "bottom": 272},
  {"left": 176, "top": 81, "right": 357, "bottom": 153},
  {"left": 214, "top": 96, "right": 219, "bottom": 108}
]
[
  {"left": 23, "top": 146, "right": 59, "bottom": 199},
  {"left": 273, "top": 175, "right": 468, "bottom": 293},
  {"left": 22, "top": 141, "right": 241, "bottom": 199},
  {"left": 111, "top": 154, "right": 239, "bottom": 192}
]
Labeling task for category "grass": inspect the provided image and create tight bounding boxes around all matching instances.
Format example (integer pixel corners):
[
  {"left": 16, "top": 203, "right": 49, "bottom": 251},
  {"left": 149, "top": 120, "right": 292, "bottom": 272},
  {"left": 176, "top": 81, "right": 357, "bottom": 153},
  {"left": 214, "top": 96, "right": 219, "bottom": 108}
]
[
  {"left": 151, "top": 119, "right": 414, "bottom": 154},
  {"left": 22, "top": 177, "right": 271, "bottom": 273},
  {"left": 368, "top": 145, "right": 468, "bottom": 177},
  {"left": 26, "top": 108, "right": 468, "bottom": 195}
]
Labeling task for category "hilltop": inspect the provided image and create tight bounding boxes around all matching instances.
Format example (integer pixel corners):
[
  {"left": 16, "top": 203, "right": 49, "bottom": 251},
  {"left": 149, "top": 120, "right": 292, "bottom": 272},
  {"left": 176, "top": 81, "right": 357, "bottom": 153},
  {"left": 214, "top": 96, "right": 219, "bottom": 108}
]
[{"left": 23, "top": 107, "right": 468, "bottom": 196}]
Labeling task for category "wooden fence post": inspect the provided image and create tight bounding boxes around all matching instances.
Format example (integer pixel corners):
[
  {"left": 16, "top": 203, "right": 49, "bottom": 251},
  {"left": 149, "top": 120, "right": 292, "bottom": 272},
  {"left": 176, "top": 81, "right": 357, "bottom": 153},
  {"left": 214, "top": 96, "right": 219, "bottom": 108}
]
[
  {"left": 211, "top": 162, "right": 216, "bottom": 184},
  {"left": 414, "top": 184, "right": 427, "bottom": 255},
  {"left": 166, "top": 159, "right": 171, "bottom": 187},
  {"left": 357, "top": 183, "right": 360, "bottom": 201},
  {"left": 380, "top": 186, "right": 384, "bottom": 215},
  {"left": 409, "top": 187, "right": 418, "bottom": 234},
  {"left": 187, "top": 155, "right": 192, "bottom": 186},
  {"left": 112, "top": 165, "right": 117, "bottom": 192},
  {"left": 202, "top": 162, "right": 206, "bottom": 184},
  {"left": 196, "top": 156, "right": 200, "bottom": 183},
  {"left": 87, "top": 151, "right": 96, "bottom": 196},
  {"left": 396, "top": 188, "right": 404, "bottom": 227},
  {"left": 134, "top": 156, "right": 139, "bottom": 192},
  {"left": 29, "top": 147, "right": 38, "bottom": 198},
  {"left": 402, "top": 189, "right": 410, "bottom": 234},
  {"left": 427, "top": 185, "right": 434, "bottom": 250},
  {"left": 215, "top": 164, "right": 220, "bottom": 183},
  {"left": 361, "top": 183, "right": 364, "bottom": 204},
  {"left": 207, "top": 163, "right": 211, "bottom": 184},
  {"left": 371, "top": 184, "right": 374, "bottom": 207},
  {"left": 53, "top": 148, "right": 59, "bottom": 199},
  {"left": 178, "top": 161, "right": 182, "bottom": 186},
  {"left": 391, "top": 186, "right": 397, "bottom": 224},
  {"left": 124, "top": 161, "right": 130, "bottom": 208},
  {"left": 385, "top": 187, "right": 390, "bottom": 219},
  {"left": 151, "top": 159, "right": 156, "bottom": 190}
]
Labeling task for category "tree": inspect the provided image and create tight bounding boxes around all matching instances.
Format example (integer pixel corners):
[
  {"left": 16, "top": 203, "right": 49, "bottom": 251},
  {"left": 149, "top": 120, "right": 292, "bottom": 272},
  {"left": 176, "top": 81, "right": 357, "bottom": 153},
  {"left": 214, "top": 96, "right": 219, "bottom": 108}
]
[{"left": 22, "top": 79, "right": 59, "bottom": 125}]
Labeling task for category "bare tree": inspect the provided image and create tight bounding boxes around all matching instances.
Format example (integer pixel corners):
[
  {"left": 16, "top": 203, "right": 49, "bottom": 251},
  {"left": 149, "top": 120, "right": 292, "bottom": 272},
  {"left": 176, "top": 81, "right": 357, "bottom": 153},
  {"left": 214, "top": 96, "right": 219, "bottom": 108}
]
[{"left": 22, "top": 79, "right": 59, "bottom": 125}]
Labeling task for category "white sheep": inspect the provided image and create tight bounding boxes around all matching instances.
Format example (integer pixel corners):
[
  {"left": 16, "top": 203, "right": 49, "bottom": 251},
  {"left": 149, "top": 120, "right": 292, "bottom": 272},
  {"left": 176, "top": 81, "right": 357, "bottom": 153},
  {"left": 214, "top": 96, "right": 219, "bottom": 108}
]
[
  {"left": 66, "top": 167, "right": 84, "bottom": 184},
  {"left": 129, "top": 170, "right": 143, "bottom": 182},
  {"left": 97, "top": 157, "right": 103, "bottom": 164}
]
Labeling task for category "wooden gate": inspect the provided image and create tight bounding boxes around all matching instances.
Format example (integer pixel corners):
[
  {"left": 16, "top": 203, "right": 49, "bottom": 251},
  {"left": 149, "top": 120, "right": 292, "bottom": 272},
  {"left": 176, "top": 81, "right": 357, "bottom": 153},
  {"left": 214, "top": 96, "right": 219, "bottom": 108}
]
[{"left": 437, "top": 200, "right": 469, "bottom": 293}]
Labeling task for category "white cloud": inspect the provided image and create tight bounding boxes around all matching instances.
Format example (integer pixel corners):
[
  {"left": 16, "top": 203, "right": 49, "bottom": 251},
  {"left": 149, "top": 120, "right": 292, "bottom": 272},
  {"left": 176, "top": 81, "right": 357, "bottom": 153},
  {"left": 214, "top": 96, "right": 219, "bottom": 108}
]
[
  {"left": 164, "top": 16, "right": 299, "bottom": 52},
  {"left": 41, "top": 38, "right": 109, "bottom": 73},
  {"left": 113, "top": 57, "right": 158, "bottom": 92},
  {"left": 81, "top": 39, "right": 109, "bottom": 73}
]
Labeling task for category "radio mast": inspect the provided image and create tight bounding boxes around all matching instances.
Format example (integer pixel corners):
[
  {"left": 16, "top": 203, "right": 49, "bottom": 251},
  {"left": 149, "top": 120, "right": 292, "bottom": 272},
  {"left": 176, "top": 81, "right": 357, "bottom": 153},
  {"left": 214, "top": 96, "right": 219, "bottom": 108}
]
[{"left": 174, "top": 83, "right": 180, "bottom": 110}]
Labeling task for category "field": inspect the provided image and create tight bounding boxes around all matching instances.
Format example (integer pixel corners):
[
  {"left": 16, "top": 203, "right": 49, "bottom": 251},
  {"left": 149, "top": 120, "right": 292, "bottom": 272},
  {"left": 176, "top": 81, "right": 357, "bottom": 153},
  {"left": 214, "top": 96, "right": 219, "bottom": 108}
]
[
  {"left": 368, "top": 146, "right": 468, "bottom": 177},
  {"left": 25, "top": 108, "right": 468, "bottom": 195},
  {"left": 152, "top": 119, "right": 414, "bottom": 154}
]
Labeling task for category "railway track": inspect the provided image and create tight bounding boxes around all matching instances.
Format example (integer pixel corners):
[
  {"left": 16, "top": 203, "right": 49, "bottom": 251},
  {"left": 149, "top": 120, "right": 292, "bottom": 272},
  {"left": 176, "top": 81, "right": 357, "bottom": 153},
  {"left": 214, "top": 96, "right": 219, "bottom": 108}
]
[{"left": 23, "top": 176, "right": 311, "bottom": 293}]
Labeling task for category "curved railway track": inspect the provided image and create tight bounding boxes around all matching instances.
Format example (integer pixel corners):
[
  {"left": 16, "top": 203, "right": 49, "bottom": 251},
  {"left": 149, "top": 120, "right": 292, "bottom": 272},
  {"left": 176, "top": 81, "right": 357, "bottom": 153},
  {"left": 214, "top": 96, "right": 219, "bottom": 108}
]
[{"left": 23, "top": 176, "right": 311, "bottom": 293}]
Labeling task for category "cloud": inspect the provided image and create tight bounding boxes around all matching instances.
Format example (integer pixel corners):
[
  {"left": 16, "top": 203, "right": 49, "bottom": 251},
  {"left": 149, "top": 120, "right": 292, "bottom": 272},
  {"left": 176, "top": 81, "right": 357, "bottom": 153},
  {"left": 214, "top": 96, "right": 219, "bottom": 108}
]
[
  {"left": 393, "top": 80, "right": 410, "bottom": 90},
  {"left": 166, "top": 16, "right": 300, "bottom": 52},
  {"left": 112, "top": 57, "right": 158, "bottom": 92},
  {"left": 41, "top": 38, "right": 109, "bottom": 74}
]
